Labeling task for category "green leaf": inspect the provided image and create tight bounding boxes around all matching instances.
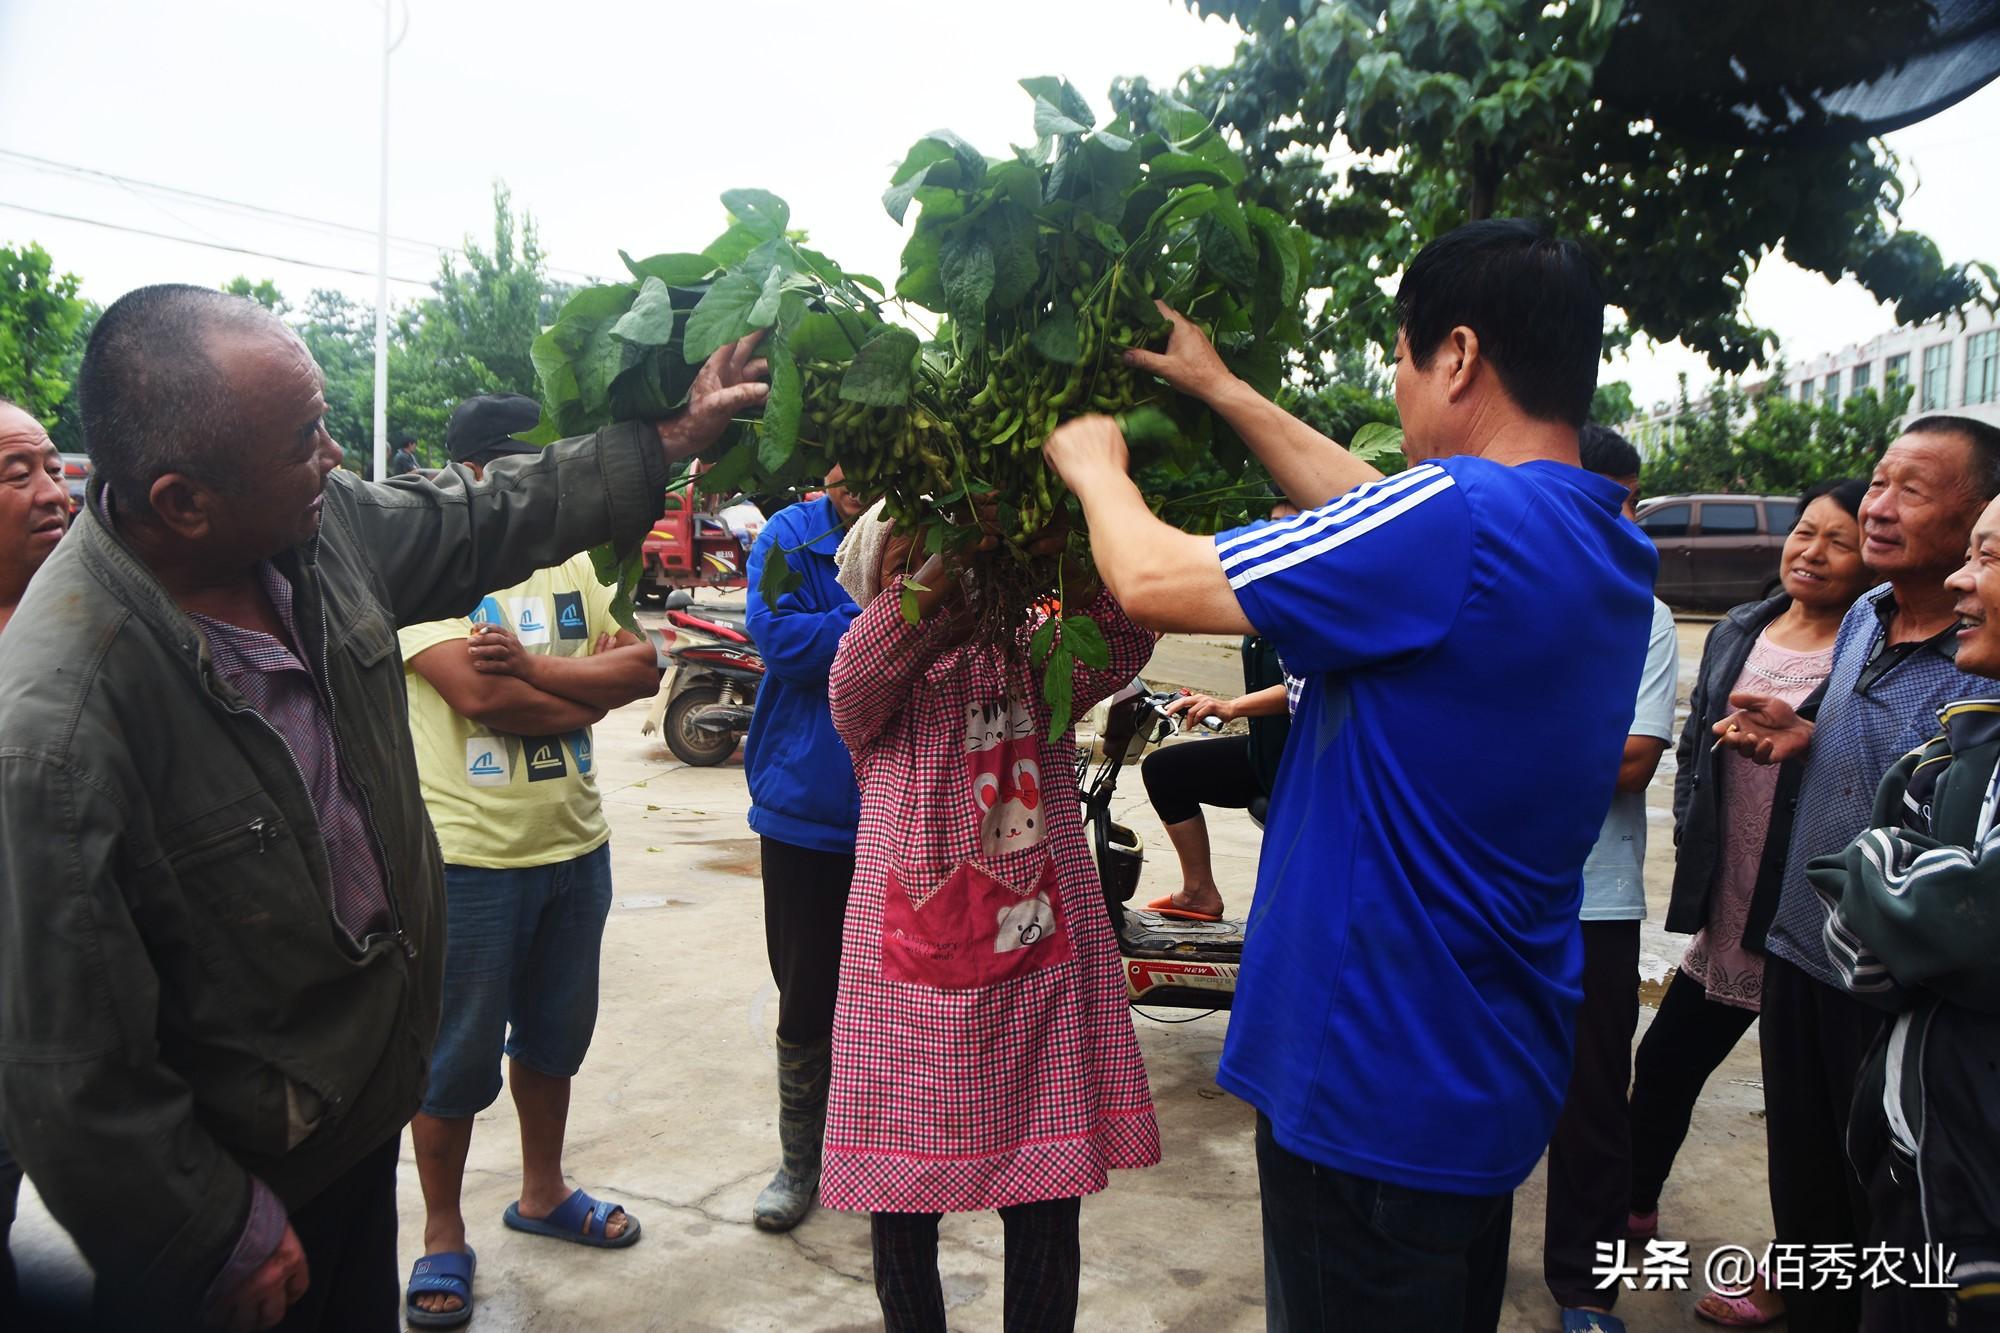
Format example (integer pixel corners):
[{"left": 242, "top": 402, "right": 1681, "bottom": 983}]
[
  {"left": 1348, "top": 421, "right": 1407, "bottom": 467},
  {"left": 790, "top": 308, "right": 875, "bottom": 363},
  {"left": 939, "top": 231, "right": 996, "bottom": 342},
  {"left": 702, "top": 222, "right": 762, "bottom": 270},
  {"left": 1147, "top": 151, "right": 1235, "bottom": 190},
  {"left": 602, "top": 546, "right": 644, "bottom": 635},
  {"left": 1042, "top": 645, "right": 1076, "bottom": 742},
  {"left": 987, "top": 202, "right": 1039, "bottom": 309},
  {"left": 758, "top": 542, "right": 804, "bottom": 612},
  {"left": 620, "top": 250, "right": 715, "bottom": 286},
  {"left": 1116, "top": 405, "right": 1180, "bottom": 447},
  {"left": 722, "top": 188, "right": 790, "bottom": 240},
  {"left": 610, "top": 277, "right": 680, "bottom": 347},
  {"left": 759, "top": 328, "right": 801, "bottom": 470},
  {"left": 1032, "top": 97, "right": 1090, "bottom": 137},
  {"left": 1028, "top": 615, "right": 1058, "bottom": 670},
  {"left": 748, "top": 265, "right": 789, "bottom": 327},
  {"left": 1153, "top": 94, "right": 1211, "bottom": 147},
  {"left": 899, "top": 582, "right": 922, "bottom": 625},
  {"left": 1019, "top": 77, "right": 1094, "bottom": 130},
  {"left": 682, "top": 273, "right": 762, "bottom": 364},
  {"left": 839, "top": 326, "right": 922, "bottom": 406},
  {"left": 1030, "top": 303, "right": 1082, "bottom": 365},
  {"left": 1061, "top": 614, "right": 1110, "bottom": 670},
  {"left": 695, "top": 441, "right": 759, "bottom": 495}
]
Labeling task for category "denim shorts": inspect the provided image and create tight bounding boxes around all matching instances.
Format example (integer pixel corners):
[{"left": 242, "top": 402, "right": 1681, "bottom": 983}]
[{"left": 422, "top": 842, "right": 615, "bottom": 1118}]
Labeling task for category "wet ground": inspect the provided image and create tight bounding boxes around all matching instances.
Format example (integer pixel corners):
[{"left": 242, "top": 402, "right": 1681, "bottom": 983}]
[{"left": 13, "top": 615, "right": 1770, "bottom": 1331}]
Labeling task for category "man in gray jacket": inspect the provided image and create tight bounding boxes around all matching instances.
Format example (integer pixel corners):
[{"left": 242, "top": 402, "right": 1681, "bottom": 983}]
[{"left": 0, "top": 285, "right": 766, "bottom": 1330}]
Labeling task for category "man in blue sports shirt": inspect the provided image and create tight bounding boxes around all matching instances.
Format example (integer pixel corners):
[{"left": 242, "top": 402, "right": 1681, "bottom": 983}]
[{"left": 1045, "top": 219, "right": 1655, "bottom": 1331}]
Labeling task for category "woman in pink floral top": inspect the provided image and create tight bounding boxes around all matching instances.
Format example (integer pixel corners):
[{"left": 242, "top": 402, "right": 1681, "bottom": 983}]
[
  {"left": 1627, "top": 479, "right": 1871, "bottom": 1327},
  {"left": 823, "top": 524, "right": 1160, "bottom": 1331}
]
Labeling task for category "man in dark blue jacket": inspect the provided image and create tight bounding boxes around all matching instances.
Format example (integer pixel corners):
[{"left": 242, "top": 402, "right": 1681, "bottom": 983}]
[{"left": 742, "top": 466, "right": 865, "bottom": 1232}]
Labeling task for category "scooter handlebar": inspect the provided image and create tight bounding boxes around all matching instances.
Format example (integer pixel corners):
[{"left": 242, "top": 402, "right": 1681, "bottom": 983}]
[{"left": 1145, "top": 692, "right": 1226, "bottom": 734}]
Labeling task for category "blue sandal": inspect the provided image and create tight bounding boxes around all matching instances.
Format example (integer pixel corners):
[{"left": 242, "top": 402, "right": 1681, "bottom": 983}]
[
  {"left": 1561, "top": 1311, "right": 1626, "bottom": 1333},
  {"left": 502, "top": 1188, "right": 641, "bottom": 1248},
  {"left": 405, "top": 1247, "right": 475, "bottom": 1329}
]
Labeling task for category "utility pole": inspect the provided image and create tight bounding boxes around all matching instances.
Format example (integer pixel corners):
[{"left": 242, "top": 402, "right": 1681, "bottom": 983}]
[{"left": 373, "top": 1, "right": 409, "bottom": 481}]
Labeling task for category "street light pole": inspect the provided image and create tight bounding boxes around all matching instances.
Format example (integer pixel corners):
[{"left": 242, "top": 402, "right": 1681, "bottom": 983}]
[{"left": 372, "top": 1, "right": 408, "bottom": 481}]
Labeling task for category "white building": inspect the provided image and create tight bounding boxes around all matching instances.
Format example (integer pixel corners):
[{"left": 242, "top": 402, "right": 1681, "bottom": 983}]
[
  {"left": 1778, "top": 306, "right": 2000, "bottom": 429},
  {"left": 1623, "top": 305, "right": 2000, "bottom": 456}
]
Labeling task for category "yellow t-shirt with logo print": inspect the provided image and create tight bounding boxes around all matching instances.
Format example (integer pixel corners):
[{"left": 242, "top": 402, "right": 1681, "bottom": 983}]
[{"left": 399, "top": 552, "right": 618, "bottom": 869}]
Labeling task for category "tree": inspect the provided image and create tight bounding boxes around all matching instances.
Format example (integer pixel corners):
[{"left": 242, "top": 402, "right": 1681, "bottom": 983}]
[
  {"left": 0, "top": 243, "right": 92, "bottom": 433},
  {"left": 1119, "top": 1, "right": 1995, "bottom": 379},
  {"left": 386, "top": 183, "right": 570, "bottom": 450},
  {"left": 293, "top": 289, "right": 380, "bottom": 474},
  {"left": 1641, "top": 372, "right": 1912, "bottom": 496},
  {"left": 1591, "top": 380, "right": 1636, "bottom": 426},
  {"left": 222, "top": 275, "right": 289, "bottom": 315}
]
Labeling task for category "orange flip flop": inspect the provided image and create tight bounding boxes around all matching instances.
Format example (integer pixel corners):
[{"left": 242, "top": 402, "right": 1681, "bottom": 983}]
[{"left": 1144, "top": 895, "right": 1223, "bottom": 922}]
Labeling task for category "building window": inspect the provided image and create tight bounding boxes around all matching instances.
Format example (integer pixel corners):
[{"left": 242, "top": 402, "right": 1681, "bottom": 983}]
[
  {"left": 1886, "top": 353, "right": 1910, "bottom": 396},
  {"left": 1825, "top": 371, "right": 1842, "bottom": 404},
  {"left": 1967, "top": 331, "right": 1999, "bottom": 406},
  {"left": 1923, "top": 343, "right": 1952, "bottom": 410},
  {"left": 1799, "top": 378, "right": 1813, "bottom": 406},
  {"left": 1851, "top": 362, "right": 1872, "bottom": 394}
]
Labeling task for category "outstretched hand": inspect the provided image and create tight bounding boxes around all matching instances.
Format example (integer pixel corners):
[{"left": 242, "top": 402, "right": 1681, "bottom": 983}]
[
  {"left": 1122, "top": 302, "right": 1235, "bottom": 403},
  {"left": 656, "top": 329, "right": 771, "bottom": 463},
  {"left": 1712, "top": 691, "right": 1815, "bottom": 765}
]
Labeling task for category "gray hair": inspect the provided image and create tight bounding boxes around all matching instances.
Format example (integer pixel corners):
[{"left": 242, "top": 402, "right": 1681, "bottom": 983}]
[{"left": 77, "top": 285, "right": 285, "bottom": 516}]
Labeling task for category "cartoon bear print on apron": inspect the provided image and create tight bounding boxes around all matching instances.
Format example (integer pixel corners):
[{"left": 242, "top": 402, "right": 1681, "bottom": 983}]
[{"left": 880, "top": 697, "right": 1074, "bottom": 989}]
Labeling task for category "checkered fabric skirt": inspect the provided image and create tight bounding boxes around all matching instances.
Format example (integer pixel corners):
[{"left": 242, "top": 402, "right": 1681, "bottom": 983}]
[{"left": 820, "top": 588, "right": 1161, "bottom": 1213}]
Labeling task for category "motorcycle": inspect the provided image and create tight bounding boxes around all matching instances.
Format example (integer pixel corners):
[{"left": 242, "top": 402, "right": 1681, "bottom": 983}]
[
  {"left": 1080, "top": 680, "right": 1250, "bottom": 1012},
  {"left": 643, "top": 590, "right": 765, "bottom": 767}
]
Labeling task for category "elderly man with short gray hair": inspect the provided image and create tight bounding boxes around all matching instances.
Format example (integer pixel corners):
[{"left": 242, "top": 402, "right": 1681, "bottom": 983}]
[{"left": 0, "top": 284, "right": 765, "bottom": 1331}]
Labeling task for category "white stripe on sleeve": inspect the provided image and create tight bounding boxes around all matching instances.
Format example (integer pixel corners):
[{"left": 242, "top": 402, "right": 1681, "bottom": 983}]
[
  {"left": 1215, "top": 465, "right": 1447, "bottom": 562},
  {"left": 1224, "top": 471, "right": 1458, "bottom": 589}
]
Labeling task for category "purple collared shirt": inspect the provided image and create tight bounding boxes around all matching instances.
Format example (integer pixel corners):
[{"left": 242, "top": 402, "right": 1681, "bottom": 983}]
[{"left": 190, "top": 562, "right": 391, "bottom": 942}]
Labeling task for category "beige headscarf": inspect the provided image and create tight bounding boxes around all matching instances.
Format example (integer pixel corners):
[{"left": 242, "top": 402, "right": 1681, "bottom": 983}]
[{"left": 834, "top": 498, "right": 895, "bottom": 607}]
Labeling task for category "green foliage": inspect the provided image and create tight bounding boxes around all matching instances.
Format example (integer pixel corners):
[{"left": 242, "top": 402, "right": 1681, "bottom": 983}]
[
  {"left": 1591, "top": 380, "right": 1637, "bottom": 427},
  {"left": 1641, "top": 371, "right": 1913, "bottom": 496},
  {"left": 222, "top": 275, "right": 288, "bottom": 314},
  {"left": 0, "top": 243, "right": 91, "bottom": 433},
  {"left": 1121, "top": 0, "right": 1996, "bottom": 381},
  {"left": 537, "top": 85, "right": 1319, "bottom": 697}
]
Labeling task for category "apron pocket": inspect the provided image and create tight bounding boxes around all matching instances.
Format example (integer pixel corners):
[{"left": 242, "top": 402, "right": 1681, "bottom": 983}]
[{"left": 882, "top": 857, "right": 1073, "bottom": 990}]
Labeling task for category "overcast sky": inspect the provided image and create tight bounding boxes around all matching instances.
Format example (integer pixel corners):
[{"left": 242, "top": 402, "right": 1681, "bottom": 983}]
[{"left": 1, "top": 0, "right": 1992, "bottom": 415}]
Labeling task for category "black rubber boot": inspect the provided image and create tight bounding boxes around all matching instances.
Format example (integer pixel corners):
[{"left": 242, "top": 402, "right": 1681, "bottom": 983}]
[{"left": 753, "top": 1036, "right": 829, "bottom": 1232}]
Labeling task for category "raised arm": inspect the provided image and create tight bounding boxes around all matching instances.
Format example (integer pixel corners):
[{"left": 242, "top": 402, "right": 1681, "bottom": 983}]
[
  {"left": 829, "top": 563, "right": 958, "bottom": 753},
  {"left": 1043, "top": 417, "right": 1253, "bottom": 635},
  {"left": 344, "top": 333, "right": 770, "bottom": 628},
  {"left": 1125, "top": 303, "right": 1383, "bottom": 509}
]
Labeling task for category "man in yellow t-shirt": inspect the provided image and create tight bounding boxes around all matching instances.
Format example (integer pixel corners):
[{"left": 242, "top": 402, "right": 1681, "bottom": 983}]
[{"left": 398, "top": 395, "right": 664, "bottom": 1324}]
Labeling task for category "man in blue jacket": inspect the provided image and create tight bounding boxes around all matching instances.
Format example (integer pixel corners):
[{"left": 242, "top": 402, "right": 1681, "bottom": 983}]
[{"left": 742, "top": 466, "right": 865, "bottom": 1232}]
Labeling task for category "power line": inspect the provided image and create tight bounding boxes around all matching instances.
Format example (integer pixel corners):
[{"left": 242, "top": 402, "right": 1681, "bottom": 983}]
[
  {"left": 0, "top": 147, "right": 607, "bottom": 284},
  {"left": 0, "top": 200, "right": 441, "bottom": 286}
]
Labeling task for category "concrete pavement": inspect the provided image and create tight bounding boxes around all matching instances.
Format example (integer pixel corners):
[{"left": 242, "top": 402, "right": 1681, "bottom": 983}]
[{"left": 13, "top": 616, "right": 1775, "bottom": 1331}]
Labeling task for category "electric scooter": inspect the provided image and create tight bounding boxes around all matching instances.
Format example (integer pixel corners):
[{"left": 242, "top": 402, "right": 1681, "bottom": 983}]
[{"left": 1080, "top": 680, "right": 1250, "bottom": 1011}]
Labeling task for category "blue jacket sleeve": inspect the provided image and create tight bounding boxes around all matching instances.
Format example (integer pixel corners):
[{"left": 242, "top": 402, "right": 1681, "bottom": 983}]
[{"left": 745, "top": 513, "right": 860, "bottom": 686}]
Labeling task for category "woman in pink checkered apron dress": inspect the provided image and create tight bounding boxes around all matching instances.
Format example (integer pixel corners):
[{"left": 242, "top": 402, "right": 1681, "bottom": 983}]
[{"left": 823, "top": 532, "right": 1161, "bottom": 1332}]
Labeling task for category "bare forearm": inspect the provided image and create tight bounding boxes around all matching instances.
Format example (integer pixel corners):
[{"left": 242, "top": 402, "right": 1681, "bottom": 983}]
[
  {"left": 473, "top": 682, "right": 607, "bottom": 735},
  {"left": 1233, "top": 683, "right": 1289, "bottom": 718},
  {"left": 1205, "top": 378, "right": 1384, "bottom": 509},
  {"left": 523, "top": 644, "right": 663, "bottom": 711},
  {"left": 1617, "top": 736, "right": 1668, "bottom": 793},
  {"left": 1066, "top": 466, "right": 1251, "bottom": 634}
]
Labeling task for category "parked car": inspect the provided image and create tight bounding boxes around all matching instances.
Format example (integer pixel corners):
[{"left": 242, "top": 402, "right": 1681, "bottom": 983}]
[
  {"left": 1635, "top": 493, "right": 1799, "bottom": 609},
  {"left": 58, "top": 453, "right": 91, "bottom": 514}
]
